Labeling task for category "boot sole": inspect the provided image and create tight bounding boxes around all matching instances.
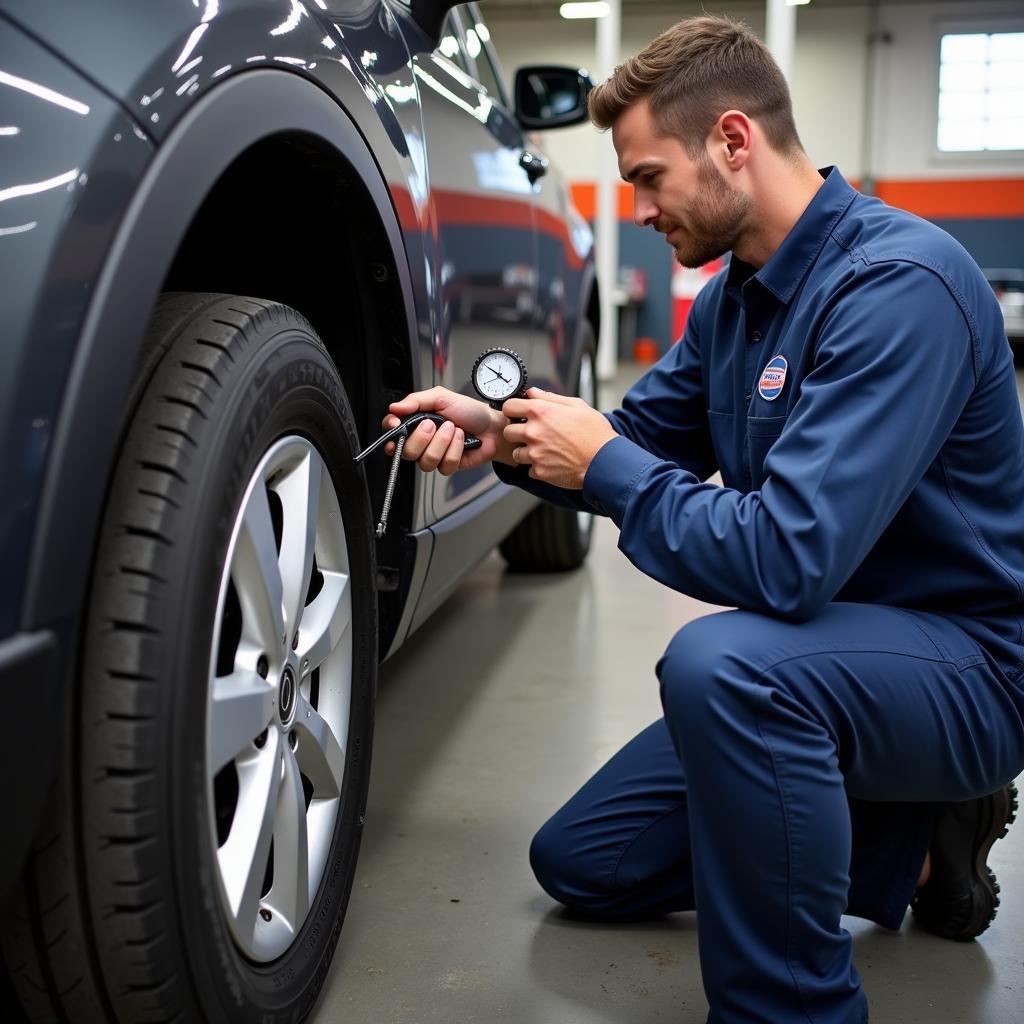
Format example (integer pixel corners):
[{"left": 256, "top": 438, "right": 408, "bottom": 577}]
[
  {"left": 963, "top": 780, "right": 1019, "bottom": 940},
  {"left": 936, "top": 780, "right": 1019, "bottom": 941}
]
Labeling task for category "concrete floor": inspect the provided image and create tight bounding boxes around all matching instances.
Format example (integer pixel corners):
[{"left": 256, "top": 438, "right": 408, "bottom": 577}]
[{"left": 316, "top": 360, "right": 1024, "bottom": 1024}]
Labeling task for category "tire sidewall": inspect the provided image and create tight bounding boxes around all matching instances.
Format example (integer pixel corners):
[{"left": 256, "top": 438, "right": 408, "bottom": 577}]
[{"left": 146, "top": 321, "right": 375, "bottom": 1022}]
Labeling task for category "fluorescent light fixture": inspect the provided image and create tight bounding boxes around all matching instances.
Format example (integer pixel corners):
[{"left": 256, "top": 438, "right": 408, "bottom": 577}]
[
  {"left": 786, "top": 0, "right": 812, "bottom": 6},
  {"left": 560, "top": 2, "right": 609, "bottom": 19}
]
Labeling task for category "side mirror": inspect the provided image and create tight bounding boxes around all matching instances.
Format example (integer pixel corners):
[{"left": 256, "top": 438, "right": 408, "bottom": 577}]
[{"left": 514, "top": 65, "right": 594, "bottom": 130}]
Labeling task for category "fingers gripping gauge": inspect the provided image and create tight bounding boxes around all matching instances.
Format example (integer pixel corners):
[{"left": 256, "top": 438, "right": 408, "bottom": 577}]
[{"left": 471, "top": 347, "right": 528, "bottom": 408}]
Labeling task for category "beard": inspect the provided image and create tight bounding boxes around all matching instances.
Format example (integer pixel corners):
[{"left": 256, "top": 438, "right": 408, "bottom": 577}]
[{"left": 669, "top": 153, "right": 751, "bottom": 268}]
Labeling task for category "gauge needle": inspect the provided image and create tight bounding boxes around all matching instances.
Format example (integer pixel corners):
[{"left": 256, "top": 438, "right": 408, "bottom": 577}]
[{"left": 486, "top": 363, "right": 511, "bottom": 383}]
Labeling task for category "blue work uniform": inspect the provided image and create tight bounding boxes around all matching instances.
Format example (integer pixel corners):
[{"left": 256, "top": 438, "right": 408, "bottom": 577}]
[{"left": 496, "top": 168, "right": 1024, "bottom": 1023}]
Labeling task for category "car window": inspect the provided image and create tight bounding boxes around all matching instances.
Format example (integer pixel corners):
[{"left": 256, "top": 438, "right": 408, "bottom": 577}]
[
  {"left": 438, "top": 12, "right": 471, "bottom": 76},
  {"left": 461, "top": 5, "right": 510, "bottom": 108}
]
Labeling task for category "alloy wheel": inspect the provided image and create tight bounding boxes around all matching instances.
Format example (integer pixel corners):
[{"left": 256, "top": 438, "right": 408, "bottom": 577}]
[{"left": 206, "top": 436, "right": 353, "bottom": 962}]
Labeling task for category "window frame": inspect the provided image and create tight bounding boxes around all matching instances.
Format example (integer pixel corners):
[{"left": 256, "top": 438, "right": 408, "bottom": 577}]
[
  {"left": 436, "top": 11, "right": 474, "bottom": 79},
  {"left": 454, "top": 3, "right": 513, "bottom": 112},
  {"left": 932, "top": 14, "right": 1024, "bottom": 164}
]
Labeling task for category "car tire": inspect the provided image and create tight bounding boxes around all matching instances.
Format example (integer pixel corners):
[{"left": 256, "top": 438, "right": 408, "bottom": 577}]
[
  {"left": 499, "top": 322, "right": 598, "bottom": 572},
  {"left": 1, "top": 293, "right": 377, "bottom": 1023}
]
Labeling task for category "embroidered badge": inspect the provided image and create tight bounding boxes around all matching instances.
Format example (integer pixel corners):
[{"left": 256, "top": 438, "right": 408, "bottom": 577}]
[{"left": 758, "top": 356, "right": 788, "bottom": 401}]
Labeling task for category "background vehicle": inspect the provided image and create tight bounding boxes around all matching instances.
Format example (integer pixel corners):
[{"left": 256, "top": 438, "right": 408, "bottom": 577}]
[
  {"left": 0, "top": 1, "right": 598, "bottom": 1020},
  {"left": 984, "top": 268, "right": 1024, "bottom": 350}
]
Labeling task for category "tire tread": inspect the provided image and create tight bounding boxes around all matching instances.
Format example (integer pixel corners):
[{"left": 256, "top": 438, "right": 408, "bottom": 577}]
[{"left": 2, "top": 294, "right": 330, "bottom": 1024}]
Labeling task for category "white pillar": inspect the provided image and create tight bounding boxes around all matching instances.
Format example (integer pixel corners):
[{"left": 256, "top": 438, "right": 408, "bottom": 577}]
[
  {"left": 595, "top": 0, "right": 621, "bottom": 382},
  {"left": 765, "top": 0, "right": 796, "bottom": 82}
]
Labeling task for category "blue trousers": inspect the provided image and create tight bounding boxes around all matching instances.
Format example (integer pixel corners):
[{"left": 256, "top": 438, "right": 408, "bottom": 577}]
[{"left": 530, "top": 604, "right": 1024, "bottom": 1023}]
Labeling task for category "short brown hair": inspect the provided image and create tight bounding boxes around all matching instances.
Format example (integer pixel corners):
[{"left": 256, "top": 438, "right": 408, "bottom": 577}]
[{"left": 588, "top": 15, "right": 803, "bottom": 157}]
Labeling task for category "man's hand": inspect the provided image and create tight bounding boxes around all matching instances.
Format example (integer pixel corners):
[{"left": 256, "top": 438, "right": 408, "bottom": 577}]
[
  {"left": 382, "top": 387, "right": 516, "bottom": 476},
  {"left": 502, "top": 388, "right": 618, "bottom": 489}
]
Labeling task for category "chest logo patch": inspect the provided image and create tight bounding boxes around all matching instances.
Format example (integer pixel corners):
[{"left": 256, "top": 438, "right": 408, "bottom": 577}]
[{"left": 758, "top": 355, "right": 788, "bottom": 401}]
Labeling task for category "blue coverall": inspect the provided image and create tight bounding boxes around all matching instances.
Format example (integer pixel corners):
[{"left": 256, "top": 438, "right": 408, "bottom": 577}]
[{"left": 495, "top": 168, "right": 1024, "bottom": 1022}]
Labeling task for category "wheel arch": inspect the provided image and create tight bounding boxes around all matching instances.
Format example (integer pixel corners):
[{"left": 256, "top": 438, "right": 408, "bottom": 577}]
[{"left": 24, "top": 70, "right": 422, "bottom": 643}]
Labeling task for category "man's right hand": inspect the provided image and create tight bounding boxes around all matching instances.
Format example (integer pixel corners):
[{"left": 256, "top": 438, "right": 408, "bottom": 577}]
[{"left": 382, "top": 387, "right": 516, "bottom": 476}]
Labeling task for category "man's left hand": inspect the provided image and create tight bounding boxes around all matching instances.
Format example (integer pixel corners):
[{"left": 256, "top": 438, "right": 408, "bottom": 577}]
[{"left": 501, "top": 388, "right": 618, "bottom": 489}]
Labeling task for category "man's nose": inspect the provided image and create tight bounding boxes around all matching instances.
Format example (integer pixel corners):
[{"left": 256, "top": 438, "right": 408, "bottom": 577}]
[{"left": 633, "top": 191, "right": 659, "bottom": 228}]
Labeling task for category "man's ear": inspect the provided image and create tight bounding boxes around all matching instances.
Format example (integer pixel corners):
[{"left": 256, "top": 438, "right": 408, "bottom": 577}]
[{"left": 715, "top": 110, "right": 752, "bottom": 169}]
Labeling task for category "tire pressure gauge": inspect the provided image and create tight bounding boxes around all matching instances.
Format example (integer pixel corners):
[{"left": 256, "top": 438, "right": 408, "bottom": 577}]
[{"left": 471, "top": 347, "right": 528, "bottom": 408}]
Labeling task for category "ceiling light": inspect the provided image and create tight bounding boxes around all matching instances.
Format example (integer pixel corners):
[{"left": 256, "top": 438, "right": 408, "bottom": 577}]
[
  {"left": 560, "top": 2, "right": 609, "bottom": 19},
  {"left": 786, "top": 0, "right": 812, "bottom": 6}
]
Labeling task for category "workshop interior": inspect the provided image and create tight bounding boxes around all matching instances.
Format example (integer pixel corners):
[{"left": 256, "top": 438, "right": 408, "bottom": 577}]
[{"left": 0, "top": 1, "right": 1022, "bottom": 1022}]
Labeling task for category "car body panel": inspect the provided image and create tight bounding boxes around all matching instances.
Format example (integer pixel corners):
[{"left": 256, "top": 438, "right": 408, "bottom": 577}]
[
  {"left": 0, "top": 0, "right": 595, "bottom": 905},
  {"left": 0, "top": 16, "right": 152, "bottom": 637},
  {"left": 0, "top": 628, "right": 58, "bottom": 897},
  {"left": 20, "top": 68, "right": 424, "bottom": 629},
  {"left": 4, "top": 0, "right": 352, "bottom": 143},
  {"left": 416, "top": 45, "right": 539, "bottom": 517}
]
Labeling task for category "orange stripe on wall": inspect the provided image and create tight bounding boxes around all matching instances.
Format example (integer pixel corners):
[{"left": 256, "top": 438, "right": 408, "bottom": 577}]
[
  {"left": 872, "top": 178, "right": 1024, "bottom": 219},
  {"left": 570, "top": 178, "right": 1024, "bottom": 221},
  {"left": 569, "top": 182, "right": 634, "bottom": 222}
]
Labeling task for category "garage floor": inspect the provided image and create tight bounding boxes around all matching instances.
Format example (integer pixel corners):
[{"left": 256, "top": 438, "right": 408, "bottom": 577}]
[{"left": 316, "top": 361, "right": 1024, "bottom": 1024}]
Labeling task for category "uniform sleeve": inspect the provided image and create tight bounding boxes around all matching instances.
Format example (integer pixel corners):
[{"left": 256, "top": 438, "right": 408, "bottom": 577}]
[
  {"left": 582, "top": 261, "right": 977, "bottom": 620},
  {"left": 493, "top": 287, "right": 718, "bottom": 510}
]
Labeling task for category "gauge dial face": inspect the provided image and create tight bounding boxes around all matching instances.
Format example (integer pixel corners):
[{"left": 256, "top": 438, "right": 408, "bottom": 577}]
[{"left": 472, "top": 349, "right": 526, "bottom": 403}]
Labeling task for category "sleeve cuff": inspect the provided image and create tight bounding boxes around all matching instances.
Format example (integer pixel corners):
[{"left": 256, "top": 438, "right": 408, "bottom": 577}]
[{"left": 582, "top": 434, "right": 662, "bottom": 523}]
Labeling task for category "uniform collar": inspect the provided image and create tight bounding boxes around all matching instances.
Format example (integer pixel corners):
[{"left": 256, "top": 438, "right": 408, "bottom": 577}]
[{"left": 725, "top": 167, "right": 856, "bottom": 306}]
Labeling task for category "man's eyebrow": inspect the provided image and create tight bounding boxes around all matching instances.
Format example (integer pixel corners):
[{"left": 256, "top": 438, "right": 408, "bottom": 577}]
[{"left": 622, "top": 161, "right": 662, "bottom": 184}]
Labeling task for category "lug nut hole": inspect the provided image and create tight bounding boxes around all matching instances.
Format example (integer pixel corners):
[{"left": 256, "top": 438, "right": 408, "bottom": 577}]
[{"left": 257, "top": 655, "right": 269, "bottom": 679}]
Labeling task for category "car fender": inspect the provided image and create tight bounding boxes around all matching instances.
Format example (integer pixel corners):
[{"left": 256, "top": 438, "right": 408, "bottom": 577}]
[{"left": 24, "top": 69, "right": 421, "bottom": 630}]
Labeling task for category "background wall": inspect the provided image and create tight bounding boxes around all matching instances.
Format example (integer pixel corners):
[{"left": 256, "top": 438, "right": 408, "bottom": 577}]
[{"left": 486, "top": 0, "right": 1024, "bottom": 353}]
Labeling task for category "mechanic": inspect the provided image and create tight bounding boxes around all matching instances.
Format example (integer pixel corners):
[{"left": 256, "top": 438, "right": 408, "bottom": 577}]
[{"left": 381, "top": 15, "right": 1024, "bottom": 1024}]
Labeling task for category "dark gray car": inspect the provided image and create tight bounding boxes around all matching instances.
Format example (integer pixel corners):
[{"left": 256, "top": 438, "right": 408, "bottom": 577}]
[{"left": 0, "top": 2, "right": 598, "bottom": 1020}]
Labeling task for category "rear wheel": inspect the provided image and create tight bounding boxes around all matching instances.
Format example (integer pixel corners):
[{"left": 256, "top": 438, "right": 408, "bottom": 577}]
[
  {"left": 2, "top": 293, "right": 377, "bottom": 1022},
  {"left": 499, "top": 322, "right": 598, "bottom": 572}
]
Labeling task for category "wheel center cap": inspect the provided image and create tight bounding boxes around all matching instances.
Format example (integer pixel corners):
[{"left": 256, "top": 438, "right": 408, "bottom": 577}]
[{"left": 279, "top": 668, "right": 296, "bottom": 724}]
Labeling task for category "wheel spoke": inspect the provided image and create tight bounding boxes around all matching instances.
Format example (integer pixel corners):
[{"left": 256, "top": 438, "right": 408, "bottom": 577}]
[
  {"left": 294, "top": 692, "right": 345, "bottom": 798},
  {"left": 276, "top": 452, "right": 321, "bottom": 640},
  {"left": 208, "top": 671, "right": 276, "bottom": 773},
  {"left": 233, "top": 481, "right": 285, "bottom": 654},
  {"left": 296, "top": 570, "right": 351, "bottom": 671},
  {"left": 269, "top": 747, "right": 310, "bottom": 930},
  {"left": 218, "top": 730, "right": 282, "bottom": 943},
  {"left": 209, "top": 435, "right": 351, "bottom": 961}
]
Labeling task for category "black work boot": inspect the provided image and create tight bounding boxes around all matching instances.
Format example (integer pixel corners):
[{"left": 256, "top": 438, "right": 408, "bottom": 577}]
[{"left": 912, "top": 781, "right": 1018, "bottom": 941}]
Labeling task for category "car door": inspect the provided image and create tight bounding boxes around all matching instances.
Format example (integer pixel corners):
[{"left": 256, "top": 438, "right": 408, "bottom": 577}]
[{"left": 412, "top": 5, "right": 539, "bottom": 519}]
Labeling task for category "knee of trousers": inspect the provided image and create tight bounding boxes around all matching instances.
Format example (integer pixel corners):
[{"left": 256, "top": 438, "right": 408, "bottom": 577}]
[
  {"left": 529, "top": 814, "right": 619, "bottom": 915},
  {"left": 657, "top": 611, "right": 771, "bottom": 739}
]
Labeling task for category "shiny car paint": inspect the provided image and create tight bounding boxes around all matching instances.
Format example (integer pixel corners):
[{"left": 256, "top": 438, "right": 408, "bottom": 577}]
[{"left": 0, "top": 0, "right": 595, "bottom": 896}]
